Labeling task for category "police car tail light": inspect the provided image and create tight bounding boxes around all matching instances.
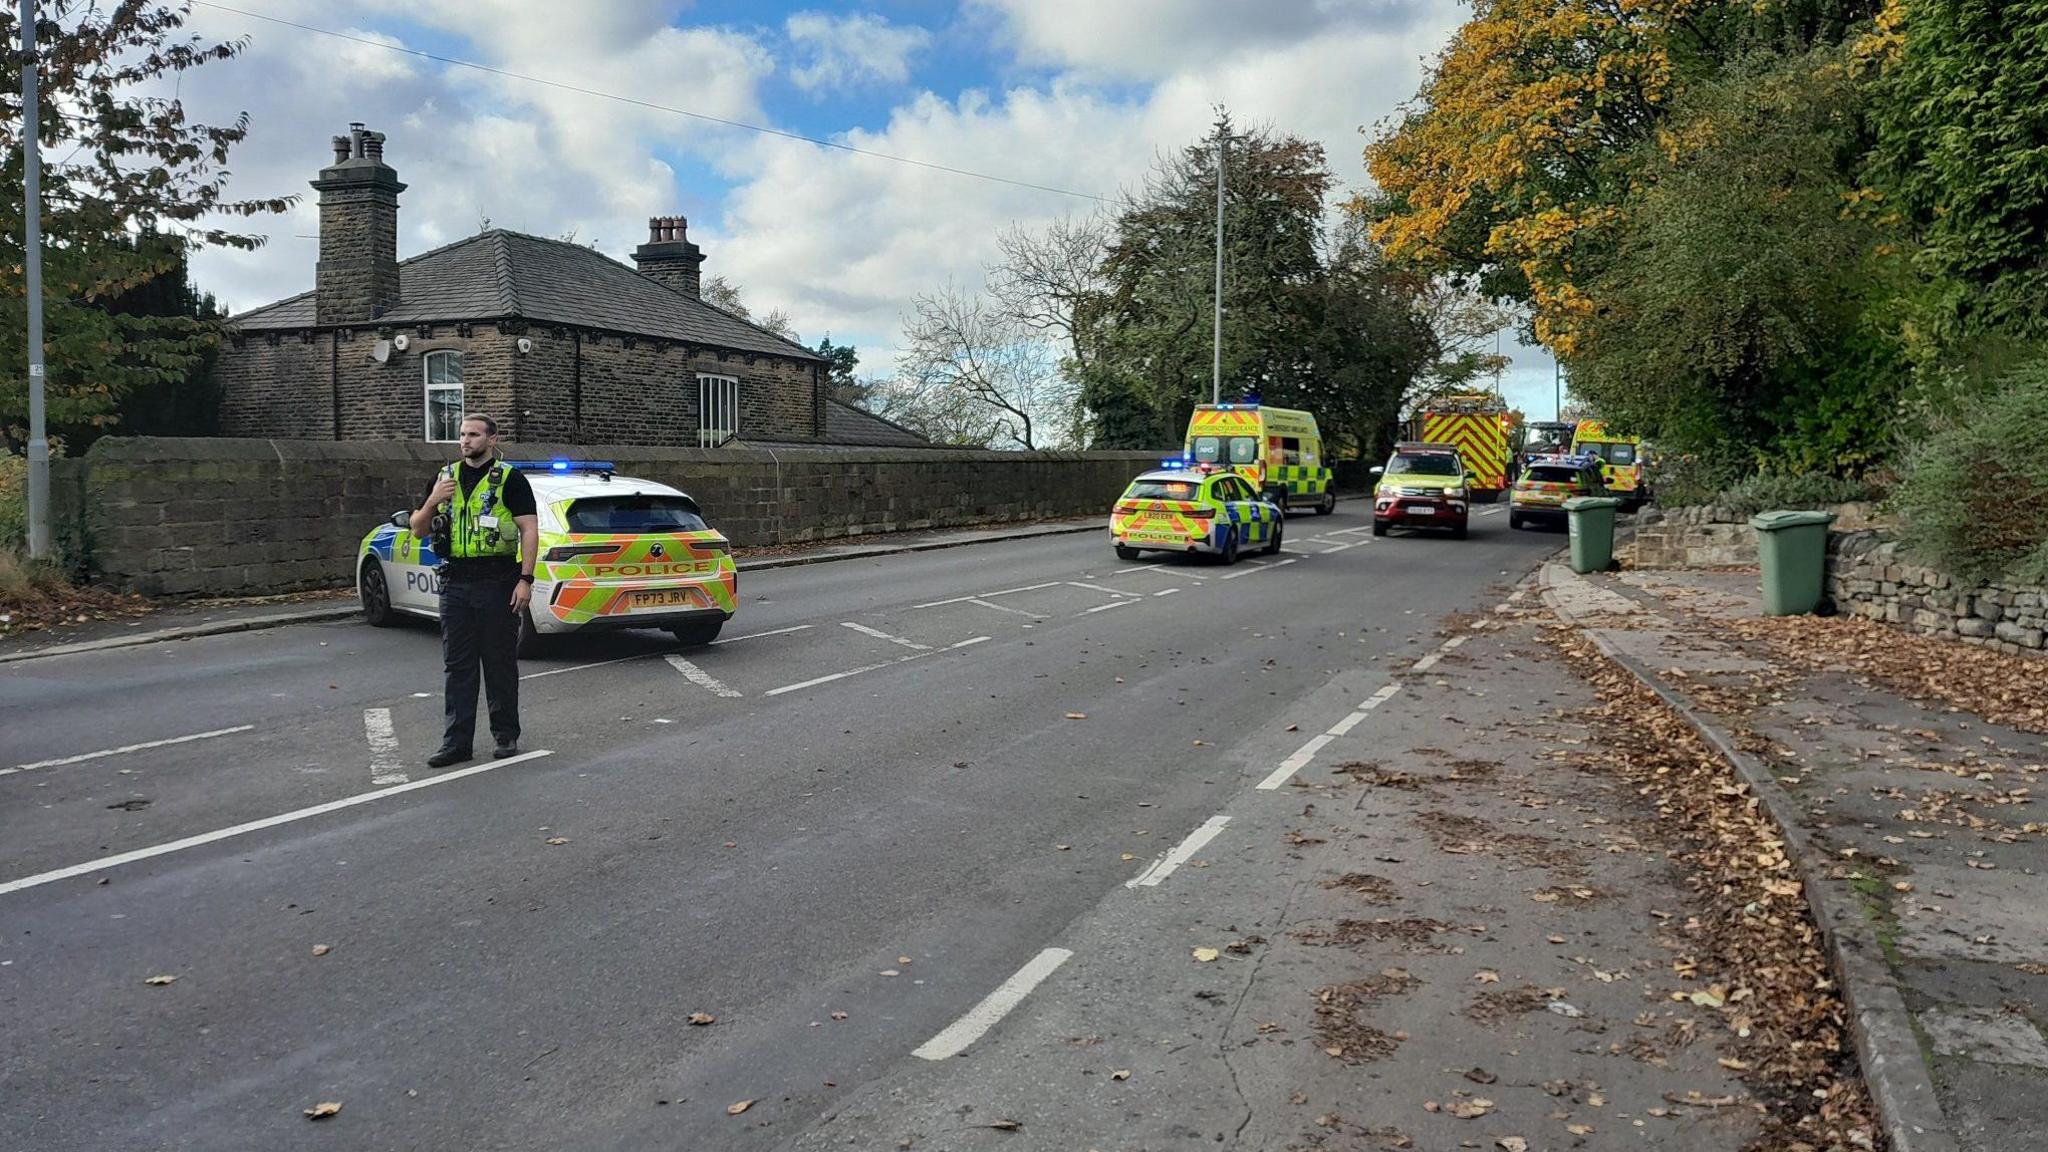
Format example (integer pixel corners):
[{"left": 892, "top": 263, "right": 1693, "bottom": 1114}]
[
  {"left": 544, "top": 544, "right": 614, "bottom": 562},
  {"left": 1183, "top": 506, "right": 1215, "bottom": 519},
  {"left": 698, "top": 540, "right": 730, "bottom": 555}
]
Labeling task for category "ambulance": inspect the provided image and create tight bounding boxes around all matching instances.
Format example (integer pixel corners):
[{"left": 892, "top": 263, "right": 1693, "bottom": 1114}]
[
  {"left": 1182, "top": 403, "right": 1336, "bottom": 515},
  {"left": 1569, "top": 420, "right": 1650, "bottom": 509}
]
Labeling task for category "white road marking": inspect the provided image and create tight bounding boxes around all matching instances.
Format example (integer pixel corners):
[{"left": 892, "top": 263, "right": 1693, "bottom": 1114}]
[
  {"left": 1103, "top": 563, "right": 1168, "bottom": 577},
  {"left": 711, "top": 624, "right": 814, "bottom": 645},
  {"left": 841, "top": 621, "right": 931, "bottom": 651},
  {"left": 1127, "top": 815, "right": 1231, "bottom": 888},
  {"left": 521, "top": 654, "right": 649, "bottom": 681},
  {"left": 1065, "top": 581, "right": 1140, "bottom": 598},
  {"left": 0, "top": 751, "right": 555, "bottom": 898},
  {"left": 912, "top": 581, "right": 1063, "bottom": 609},
  {"left": 1411, "top": 652, "right": 1442, "bottom": 673},
  {"left": 1152, "top": 588, "right": 1181, "bottom": 598},
  {"left": 968, "top": 598, "right": 1047, "bottom": 620},
  {"left": 1220, "top": 557, "right": 1300, "bottom": 581},
  {"left": 1257, "top": 684, "right": 1403, "bottom": 790},
  {"left": 2, "top": 725, "right": 256, "bottom": 778},
  {"left": 1327, "top": 526, "right": 1376, "bottom": 537},
  {"left": 1443, "top": 635, "right": 1468, "bottom": 650},
  {"left": 664, "top": 655, "right": 743, "bottom": 698},
  {"left": 912, "top": 947, "right": 1074, "bottom": 1061},
  {"left": 363, "top": 708, "right": 408, "bottom": 785},
  {"left": 1080, "top": 599, "right": 1135, "bottom": 616},
  {"left": 762, "top": 636, "right": 989, "bottom": 697}
]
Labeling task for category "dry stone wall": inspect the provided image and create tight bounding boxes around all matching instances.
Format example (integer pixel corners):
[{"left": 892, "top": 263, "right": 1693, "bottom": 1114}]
[{"left": 1827, "top": 531, "right": 2045, "bottom": 656}]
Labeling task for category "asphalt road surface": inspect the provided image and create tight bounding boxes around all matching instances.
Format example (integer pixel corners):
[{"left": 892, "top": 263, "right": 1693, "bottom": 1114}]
[{"left": 1, "top": 501, "right": 1561, "bottom": 1150}]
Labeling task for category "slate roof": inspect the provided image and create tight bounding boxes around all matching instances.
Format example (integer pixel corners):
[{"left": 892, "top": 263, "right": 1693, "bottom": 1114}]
[
  {"left": 230, "top": 229, "right": 822, "bottom": 362},
  {"left": 736, "top": 401, "right": 937, "bottom": 449}
]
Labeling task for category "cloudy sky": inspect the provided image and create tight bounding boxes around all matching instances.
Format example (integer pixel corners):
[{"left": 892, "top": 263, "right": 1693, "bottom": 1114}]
[{"left": 174, "top": 0, "right": 1561, "bottom": 422}]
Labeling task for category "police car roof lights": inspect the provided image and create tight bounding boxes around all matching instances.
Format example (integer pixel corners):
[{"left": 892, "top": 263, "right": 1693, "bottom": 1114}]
[{"left": 506, "top": 459, "right": 617, "bottom": 477}]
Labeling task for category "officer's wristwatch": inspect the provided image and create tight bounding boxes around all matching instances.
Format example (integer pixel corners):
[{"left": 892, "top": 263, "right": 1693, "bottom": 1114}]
[{"left": 518, "top": 573, "right": 535, "bottom": 584}]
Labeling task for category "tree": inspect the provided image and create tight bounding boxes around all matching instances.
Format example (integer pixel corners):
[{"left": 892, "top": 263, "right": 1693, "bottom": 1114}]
[
  {"left": 1867, "top": 1, "right": 2048, "bottom": 344},
  {"left": 900, "top": 282, "right": 1070, "bottom": 449},
  {"left": 813, "top": 335, "right": 864, "bottom": 405},
  {"left": 700, "top": 274, "right": 796, "bottom": 341},
  {"left": 0, "top": 1, "right": 289, "bottom": 453}
]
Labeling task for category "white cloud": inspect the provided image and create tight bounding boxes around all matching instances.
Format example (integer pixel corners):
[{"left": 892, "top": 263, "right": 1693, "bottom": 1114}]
[
  {"left": 968, "top": 0, "right": 1439, "bottom": 82},
  {"left": 786, "top": 11, "right": 930, "bottom": 94}
]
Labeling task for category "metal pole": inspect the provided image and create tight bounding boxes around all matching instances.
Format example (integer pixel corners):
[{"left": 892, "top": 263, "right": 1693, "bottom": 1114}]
[
  {"left": 1553, "top": 356, "right": 1562, "bottom": 421},
  {"left": 21, "top": 0, "right": 51, "bottom": 559},
  {"left": 1211, "top": 129, "right": 1225, "bottom": 406}
]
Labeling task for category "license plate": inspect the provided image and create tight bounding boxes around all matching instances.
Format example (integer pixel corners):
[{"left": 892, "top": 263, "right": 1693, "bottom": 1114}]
[
  {"left": 631, "top": 588, "right": 698, "bottom": 609},
  {"left": 1406, "top": 505, "right": 1435, "bottom": 515}
]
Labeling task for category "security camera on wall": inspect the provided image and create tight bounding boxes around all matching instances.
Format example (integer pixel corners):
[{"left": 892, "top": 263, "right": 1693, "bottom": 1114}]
[
  {"left": 516, "top": 337, "right": 533, "bottom": 355},
  {"left": 370, "top": 338, "right": 391, "bottom": 363},
  {"left": 391, "top": 333, "right": 411, "bottom": 352}
]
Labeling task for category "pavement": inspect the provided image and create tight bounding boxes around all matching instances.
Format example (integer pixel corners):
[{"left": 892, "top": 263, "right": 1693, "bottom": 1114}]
[
  {"left": 1546, "top": 562, "right": 2048, "bottom": 1152},
  {"left": 3, "top": 503, "right": 1854, "bottom": 1151}
]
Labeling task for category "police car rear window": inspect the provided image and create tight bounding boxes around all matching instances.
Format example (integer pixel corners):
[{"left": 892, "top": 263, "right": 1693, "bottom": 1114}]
[
  {"left": 566, "top": 495, "right": 708, "bottom": 534},
  {"left": 1526, "top": 466, "right": 1582, "bottom": 483},
  {"left": 1127, "top": 480, "right": 1199, "bottom": 501}
]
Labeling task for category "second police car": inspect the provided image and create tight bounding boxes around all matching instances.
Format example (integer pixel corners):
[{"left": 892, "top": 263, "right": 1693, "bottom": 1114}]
[
  {"left": 356, "top": 460, "right": 737, "bottom": 655},
  {"left": 1110, "top": 462, "right": 1284, "bottom": 564}
]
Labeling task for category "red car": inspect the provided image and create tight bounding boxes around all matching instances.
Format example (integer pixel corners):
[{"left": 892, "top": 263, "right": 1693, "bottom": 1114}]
[{"left": 1370, "top": 443, "right": 1472, "bottom": 539}]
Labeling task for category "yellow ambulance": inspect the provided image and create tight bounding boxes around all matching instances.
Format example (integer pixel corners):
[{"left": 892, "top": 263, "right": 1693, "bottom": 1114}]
[{"left": 1182, "top": 403, "right": 1335, "bottom": 515}]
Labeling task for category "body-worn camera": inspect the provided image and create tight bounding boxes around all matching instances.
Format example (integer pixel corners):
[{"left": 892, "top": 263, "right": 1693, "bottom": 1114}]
[{"left": 430, "top": 506, "right": 452, "bottom": 571}]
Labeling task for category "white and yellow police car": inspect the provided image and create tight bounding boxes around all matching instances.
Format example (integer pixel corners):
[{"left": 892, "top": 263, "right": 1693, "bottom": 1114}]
[
  {"left": 1109, "top": 462, "right": 1284, "bottom": 564},
  {"left": 356, "top": 460, "right": 738, "bottom": 654}
]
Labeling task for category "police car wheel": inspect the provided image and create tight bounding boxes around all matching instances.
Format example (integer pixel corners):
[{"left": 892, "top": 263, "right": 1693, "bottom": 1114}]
[
  {"left": 1216, "top": 529, "right": 1240, "bottom": 566},
  {"left": 1314, "top": 490, "right": 1335, "bottom": 516},
  {"left": 359, "top": 559, "right": 396, "bottom": 627},
  {"left": 668, "top": 618, "right": 724, "bottom": 646},
  {"left": 1114, "top": 544, "right": 1143, "bottom": 561}
]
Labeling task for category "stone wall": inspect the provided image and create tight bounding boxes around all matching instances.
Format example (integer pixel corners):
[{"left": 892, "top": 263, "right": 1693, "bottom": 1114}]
[
  {"left": 1827, "top": 531, "right": 2046, "bottom": 656},
  {"left": 50, "top": 438, "right": 1158, "bottom": 598},
  {"left": 1630, "top": 502, "right": 1886, "bottom": 568}
]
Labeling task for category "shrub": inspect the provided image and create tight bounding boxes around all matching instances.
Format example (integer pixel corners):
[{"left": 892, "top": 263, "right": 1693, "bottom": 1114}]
[
  {"left": 1896, "top": 362, "right": 2048, "bottom": 586},
  {"left": 1711, "top": 472, "right": 1877, "bottom": 517}
]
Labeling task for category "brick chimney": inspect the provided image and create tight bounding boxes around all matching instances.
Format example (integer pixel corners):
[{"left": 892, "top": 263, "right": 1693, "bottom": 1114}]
[
  {"left": 633, "top": 216, "right": 705, "bottom": 298},
  {"left": 312, "top": 123, "right": 406, "bottom": 325}
]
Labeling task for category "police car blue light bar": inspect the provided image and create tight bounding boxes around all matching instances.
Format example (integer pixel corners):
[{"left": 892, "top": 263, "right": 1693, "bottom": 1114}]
[{"left": 505, "top": 460, "right": 617, "bottom": 474}]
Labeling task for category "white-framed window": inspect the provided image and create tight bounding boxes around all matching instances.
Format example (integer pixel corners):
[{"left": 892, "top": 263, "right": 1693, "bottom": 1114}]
[
  {"left": 423, "top": 351, "right": 465, "bottom": 442},
  {"left": 697, "top": 373, "right": 738, "bottom": 447}
]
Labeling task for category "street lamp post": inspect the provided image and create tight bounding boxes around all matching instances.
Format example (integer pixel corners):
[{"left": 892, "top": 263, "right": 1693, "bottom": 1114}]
[
  {"left": 20, "top": 0, "right": 51, "bottom": 559},
  {"left": 1211, "top": 127, "right": 1226, "bottom": 406}
]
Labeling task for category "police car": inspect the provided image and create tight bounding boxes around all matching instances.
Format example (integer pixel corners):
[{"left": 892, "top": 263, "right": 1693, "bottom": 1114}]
[
  {"left": 356, "top": 460, "right": 738, "bottom": 654},
  {"left": 1109, "top": 462, "right": 1284, "bottom": 564}
]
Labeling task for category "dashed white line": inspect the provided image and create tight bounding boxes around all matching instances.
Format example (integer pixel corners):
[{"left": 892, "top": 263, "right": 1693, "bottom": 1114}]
[
  {"left": 912, "top": 947, "right": 1074, "bottom": 1060},
  {"left": 762, "top": 636, "right": 989, "bottom": 697},
  {"left": 1411, "top": 652, "right": 1442, "bottom": 673},
  {"left": 1152, "top": 588, "right": 1181, "bottom": 598},
  {"left": 949, "top": 636, "right": 993, "bottom": 649},
  {"left": 968, "top": 598, "right": 1047, "bottom": 620},
  {"left": 521, "top": 654, "right": 649, "bottom": 681},
  {"left": 0, "top": 750, "right": 555, "bottom": 898},
  {"left": 1257, "top": 684, "right": 1402, "bottom": 790},
  {"left": 664, "top": 655, "right": 743, "bottom": 697},
  {"left": 1443, "top": 635, "right": 1469, "bottom": 650},
  {"left": 2, "top": 725, "right": 256, "bottom": 778},
  {"left": 1127, "top": 815, "right": 1231, "bottom": 888},
  {"left": 1080, "top": 599, "right": 1136, "bottom": 616},
  {"left": 1103, "top": 563, "right": 1168, "bottom": 576},
  {"left": 841, "top": 621, "right": 931, "bottom": 651},
  {"left": 1065, "top": 581, "right": 1140, "bottom": 598},
  {"left": 363, "top": 708, "right": 408, "bottom": 786},
  {"left": 912, "top": 581, "right": 1064, "bottom": 609},
  {"left": 711, "top": 623, "right": 815, "bottom": 645},
  {"left": 1220, "top": 557, "right": 1300, "bottom": 581}
]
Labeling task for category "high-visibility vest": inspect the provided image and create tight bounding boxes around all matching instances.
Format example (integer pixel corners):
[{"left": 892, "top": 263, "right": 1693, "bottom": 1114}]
[{"left": 446, "top": 461, "right": 520, "bottom": 559}]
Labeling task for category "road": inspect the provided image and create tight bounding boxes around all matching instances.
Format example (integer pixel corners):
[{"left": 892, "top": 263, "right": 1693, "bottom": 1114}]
[{"left": 1, "top": 501, "right": 1559, "bottom": 1150}]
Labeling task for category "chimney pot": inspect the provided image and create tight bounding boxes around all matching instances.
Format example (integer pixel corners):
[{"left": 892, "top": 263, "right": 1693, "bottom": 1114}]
[
  {"left": 633, "top": 212, "right": 704, "bottom": 298},
  {"left": 314, "top": 123, "right": 406, "bottom": 325},
  {"left": 331, "top": 135, "right": 351, "bottom": 164}
]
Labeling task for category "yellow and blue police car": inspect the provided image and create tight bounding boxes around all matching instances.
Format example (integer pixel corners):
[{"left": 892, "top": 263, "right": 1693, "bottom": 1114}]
[
  {"left": 1109, "top": 462, "right": 1284, "bottom": 564},
  {"left": 356, "top": 460, "right": 738, "bottom": 653}
]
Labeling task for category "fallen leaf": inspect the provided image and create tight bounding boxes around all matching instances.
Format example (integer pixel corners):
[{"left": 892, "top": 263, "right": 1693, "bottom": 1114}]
[
  {"left": 983, "top": 1119, "right": 1022, "bottom": 1131},
  {"left": 1464, "top": 1067, "right": 1498, "bottom": 1085},
  {"left": 1324, "top": 1045, "right": 1344, "bottom": 1057},
  {"left": 830, "top": 1011, "right": 848, "bottom": 1020},
  {"left": 898, "top": 956, "right": 913, "bottom": 965},
  {"left": 1055, "top": 844, "right": 1071, "bottom": 851},
  {"left": 1498, "top": 1139, "right": 1529, "bottom": 1152},
  {"left": 726, "top": 1100, "right": 754, "bottom": 1116},
  {"left": 544, "top": 837, "right": 570, "bottom": 846},
  {"left": 1110, "top": 1069, "right": 1131, "bottom": 1081},
  {"left": 303, "top": 1101, "right": 342, "bottom": 1120},
  {"left": 1192, "top": 947, "right": 1220, "bottom": 963},
  {"left": 1121, "top": 853, "right": 1138, "bottom": 862},
  {"left": 1717, "top": 1057, "right": 1750, "bottom": 1071},
  {"left": 1567, "top": 1123, "right": 1595, "bottom": 1135},
  {"left": 144, "top": 975, "right": 177, "bottom": 986},
  {"left": 687, "top": 1013, "right": 716, "bottom": 1026},
  {"left": 310, "top": 945, "right": 331, "bottom": 957},
  {"left": 1064, "top": 712, "right": 1087, "bottom": 720},
  {"left": 1473, "top": 970, "right": 1500, "bottom": 984},
  {"left": 1450, "top": 1098, "right": 1495, "bottom": 1119},
  {"left": 879, "top": 969, "right": 900, "bottom": 977}
]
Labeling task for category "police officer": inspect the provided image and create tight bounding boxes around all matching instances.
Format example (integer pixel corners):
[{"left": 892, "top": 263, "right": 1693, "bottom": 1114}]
[{"left": 409, "top": 414, "right": 539, "bottom": 768}]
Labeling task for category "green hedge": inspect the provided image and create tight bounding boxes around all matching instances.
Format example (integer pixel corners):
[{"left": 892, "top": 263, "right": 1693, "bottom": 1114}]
[{"left": 1896, "top": 363, "right": 2048, "bottom": 586}]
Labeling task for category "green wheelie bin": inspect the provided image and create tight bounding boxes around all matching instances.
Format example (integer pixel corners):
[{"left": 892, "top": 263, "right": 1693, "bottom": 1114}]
[
  {"left": 1751, "top": 509, "right": 1837, "bottom": 615},
  {"left": 1563, "top": 496, "right": 1622, "bottom": 574}
]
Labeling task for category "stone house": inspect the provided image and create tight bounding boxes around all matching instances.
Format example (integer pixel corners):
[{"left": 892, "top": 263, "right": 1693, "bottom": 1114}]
[{"left": 218, "top": 123, "right": 928, "bottom": 450}]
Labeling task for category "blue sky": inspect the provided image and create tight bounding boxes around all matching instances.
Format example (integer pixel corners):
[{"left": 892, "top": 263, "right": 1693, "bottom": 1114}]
[{"left": 176, "top": 0, "right": 1561, "bottom": 430}]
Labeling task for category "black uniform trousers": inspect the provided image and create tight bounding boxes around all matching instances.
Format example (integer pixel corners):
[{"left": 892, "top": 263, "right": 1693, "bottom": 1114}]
[{"left": 438, "top": 566, "right": 521, "bottom": 753}]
